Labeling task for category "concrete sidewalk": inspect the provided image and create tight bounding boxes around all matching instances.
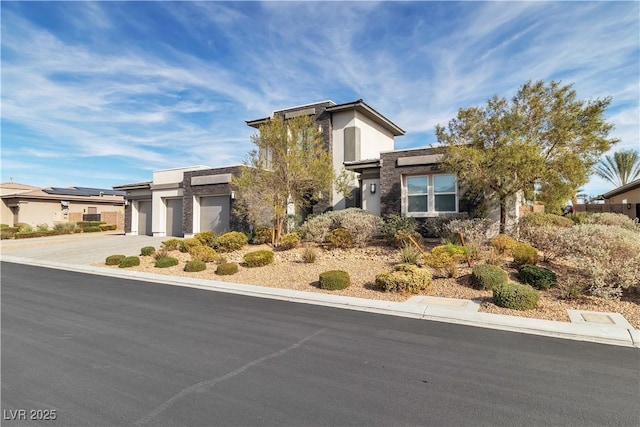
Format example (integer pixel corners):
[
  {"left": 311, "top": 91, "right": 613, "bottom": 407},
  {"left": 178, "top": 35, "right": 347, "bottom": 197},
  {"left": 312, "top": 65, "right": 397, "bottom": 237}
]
[{"left": 1, "top": 234, "right": 638, "bottom": 348}]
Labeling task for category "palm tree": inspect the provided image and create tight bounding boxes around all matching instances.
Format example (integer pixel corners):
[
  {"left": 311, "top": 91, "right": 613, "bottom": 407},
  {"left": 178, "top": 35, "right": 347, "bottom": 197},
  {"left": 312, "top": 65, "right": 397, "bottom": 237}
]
[{"left": 594, "top": 149, "right": 640, "bottom": 188}]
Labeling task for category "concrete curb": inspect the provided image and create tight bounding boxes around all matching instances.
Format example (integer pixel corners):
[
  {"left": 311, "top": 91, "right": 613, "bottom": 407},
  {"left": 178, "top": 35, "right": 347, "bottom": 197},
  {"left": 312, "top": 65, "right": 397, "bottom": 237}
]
[{"left": 2, "top": 255, "right": 638, "bottom": 348}]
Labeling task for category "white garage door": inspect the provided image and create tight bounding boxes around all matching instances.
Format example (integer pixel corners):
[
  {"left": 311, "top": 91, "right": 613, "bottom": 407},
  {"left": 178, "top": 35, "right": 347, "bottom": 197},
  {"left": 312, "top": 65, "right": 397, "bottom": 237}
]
[
  {"left": 200, "top": 196, "right": 230, "bottom": 234},
  {"left": 137, "top": 200, "right": 152, "bottom": 236}
]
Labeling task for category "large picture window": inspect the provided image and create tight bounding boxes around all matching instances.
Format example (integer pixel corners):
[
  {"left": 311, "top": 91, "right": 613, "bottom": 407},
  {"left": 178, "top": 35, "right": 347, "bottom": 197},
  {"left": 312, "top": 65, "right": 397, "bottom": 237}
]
[{"left": 404, "top": 174, "right": 457, "bottom": 216}]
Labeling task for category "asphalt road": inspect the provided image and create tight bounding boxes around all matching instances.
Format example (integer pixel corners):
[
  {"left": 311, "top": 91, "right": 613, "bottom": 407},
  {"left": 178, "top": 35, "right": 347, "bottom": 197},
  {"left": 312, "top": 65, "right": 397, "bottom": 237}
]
[{"left": 2, "top": 262, "right": 639, "bottom": 427}]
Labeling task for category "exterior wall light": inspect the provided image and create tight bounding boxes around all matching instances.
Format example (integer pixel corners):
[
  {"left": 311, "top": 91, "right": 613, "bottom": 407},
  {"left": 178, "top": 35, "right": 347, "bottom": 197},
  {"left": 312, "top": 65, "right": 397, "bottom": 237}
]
[{"left": 370, "top": 183, "right": 376, "bottom": 194}]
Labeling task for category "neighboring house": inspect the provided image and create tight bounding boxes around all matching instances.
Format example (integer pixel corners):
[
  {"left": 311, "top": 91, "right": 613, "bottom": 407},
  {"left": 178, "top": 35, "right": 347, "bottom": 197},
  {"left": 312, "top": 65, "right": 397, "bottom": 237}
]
[
  {"left": 115, "top": 98, "right": 519, "bottom": 237},
  {"left": 0, "top": 182, "right": 125, "bottom": 228},
  {"left": 588, "top": 179, "right": 640, "bottom": 219}
]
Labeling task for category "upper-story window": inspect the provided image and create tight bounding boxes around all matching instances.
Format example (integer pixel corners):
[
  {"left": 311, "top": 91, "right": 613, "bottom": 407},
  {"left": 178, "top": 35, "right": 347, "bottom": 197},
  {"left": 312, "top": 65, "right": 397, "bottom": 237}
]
[
  {"left": 344, "top": 126, "right": 361, "bottom": 162},
  {"left": 404, "top": 174, "right": 458, "bottom": 216}
]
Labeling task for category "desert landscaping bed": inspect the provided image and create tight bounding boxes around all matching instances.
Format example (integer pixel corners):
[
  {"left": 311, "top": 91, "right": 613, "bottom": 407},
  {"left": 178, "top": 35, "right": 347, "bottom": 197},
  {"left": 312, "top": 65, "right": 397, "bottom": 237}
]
[{"left": 98, "top": 244, "right": 640, "bottom": 329}]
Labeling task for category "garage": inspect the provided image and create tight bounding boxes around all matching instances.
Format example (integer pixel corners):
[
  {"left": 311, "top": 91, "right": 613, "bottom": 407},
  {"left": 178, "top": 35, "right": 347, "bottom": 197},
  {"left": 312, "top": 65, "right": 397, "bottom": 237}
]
[
  {"left": 165, "top": 198, "right": 184, "bottom": 237},
  {"left": 137, "top": 200, "right": 152, "bottom": 236},
  {"left": 200, "top": 196, "right": 229, "bottom": 234}
]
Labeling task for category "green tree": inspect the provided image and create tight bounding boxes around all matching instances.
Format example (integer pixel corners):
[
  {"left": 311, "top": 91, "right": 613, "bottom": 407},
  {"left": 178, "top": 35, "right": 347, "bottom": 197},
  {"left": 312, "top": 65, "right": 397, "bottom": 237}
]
[
  {"left": 233, "top": 115, "right": 334, "bottom": 246},
  {"left": 593, "top": 149, "right": 640, "bottom": 188},
  {"left": 436, "top": 80, "right": 618, "bottom": 230}
]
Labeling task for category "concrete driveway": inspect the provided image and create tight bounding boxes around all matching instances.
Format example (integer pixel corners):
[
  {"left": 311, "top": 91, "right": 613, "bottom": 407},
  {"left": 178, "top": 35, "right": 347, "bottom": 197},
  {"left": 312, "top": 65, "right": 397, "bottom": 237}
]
[{"left": 0, "top": 232, "right": 167, "bottom": 264}]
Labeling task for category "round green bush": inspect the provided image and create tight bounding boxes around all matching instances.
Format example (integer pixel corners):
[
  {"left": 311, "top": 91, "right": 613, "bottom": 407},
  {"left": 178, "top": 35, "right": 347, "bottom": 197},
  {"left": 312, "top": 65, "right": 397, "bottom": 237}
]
[
  {"left": 118, "top": 256, "right": 140, "bottom": 268},
  {"left": 106, "top": 254, "right": 126, "bottom": 266},
  {"left": 516, "top": 264, "right": 557, "bottom": 290},
  {"left": 243, "top": 250, "right": 274, "bottom": 267},
  {"left": 493, "top": 283, "right": 540, "bottom": 311},
  {"left": 279, "top": 232, "right": 300, "bottom": 250},
  {"left": 471, "top": 264, "right": 509, "bottom": 290},
  {"left": 83, "top": 226, "right": 102, "bottom": 233},
  {"left": 140, "top": 246, "right": 156, "bottom": 256},
  {"left": 216, "top": 231, "right": 249, "bottom": 252},
  {"left": 375, "top": 264, "right": 432, "bottom": 293},
  {"left": 327, "top": 228, "right": 353, "bottom": 249},
  {"left": 252, "top": 225, "right": 274, "bottom": 244},
  {"left": 512, "top": 242, "right": 539, "bottom": 266},
  {"left": 194, "top": 231, "right": 217, "bottom": 247},
  {"left": 161, "top": 238, "right": 182, "bottom": 251},
  {"left": 179, "top": 237, "right": 203, "bottom": 253},
  {"left": 184, "top": 260, "right": 206, "bottom": 272},
  {"left": 188, "top": 245, "right": 220, "bottom": 262},
  {"left": 155, "top": 257, "right": 179, "bottom": 268},
  {"left": 216, "top": 262, "right": 239, "bottom": 275},
  {"left": 319, "top": 270, "right": 351, "bottom": 290}
]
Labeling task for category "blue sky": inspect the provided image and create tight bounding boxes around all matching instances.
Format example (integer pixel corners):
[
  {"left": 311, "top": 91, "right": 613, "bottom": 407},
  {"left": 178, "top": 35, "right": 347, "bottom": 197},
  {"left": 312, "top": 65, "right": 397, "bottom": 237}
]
[{"left": 2, "top": 1, "right": 638, "bottom": 198}]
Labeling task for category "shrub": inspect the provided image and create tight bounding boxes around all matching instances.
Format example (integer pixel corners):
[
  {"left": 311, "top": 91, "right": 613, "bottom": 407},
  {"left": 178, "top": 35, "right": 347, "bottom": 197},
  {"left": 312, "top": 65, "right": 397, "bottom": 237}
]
[
  {"left": 99, "top": 224, "right": 117, "bottom": 231},
  {"left": 375, "top": 264, "right": 432, "bottom": 294},
  {"left": 155, "top": 257, "right": 179, "bottom": 268},
  {"left": 522, "top": 226, "right": 565, "bottom": 262},
  {"left": 194, "top": 231, "right": 217, "bottom": 247},
  {"left": 380, "top": 213, "right": 418, "bottom": 244},
  {"left": 243, "top": 250, "right": 274, "bottom": 267},
  {"left": 392, "top": 230, "right": 423, "bottom": 249},
  {"left": 423, "top": 243, "right": 469, "bottom": 278},
  {"left": 83, "top": 226, "right": 102, "bottom": 233},
  {"left": 493, "top": 283, "right": 540, "bottom": 310},
  {"left": 77, "top": 221, "right": 105, "bottom": 227},
  {"left": 161, "top": 238, "right": 182, "bottom": 251},
  {"left": 16, "top": 223, "right": 33, "bottom": 233},
  {"left": 319, "top": 270, "right": 351, "bottom": 290},
  {"left": 557, "top": 224, "right": 640, "bottom": 299},
  {"left": 188, "top": 245, "right": 220, "bottom": 263},
  {"left": 301, "top": 247, "right": 317, "bottom": 263},
  {"left": 0, "top": 224, "right": 9, "bottom": 229},
  {"left": 36, "top": 223, "right": 49, "bottom": 232},
  {"left": 14, "top": 231, "right": 58, "bottom": 239},
  {"left": 105, "top": 254, "right": 126, "bottom": 266},
  {"left": 512, "top": 242, "right": 539, "bottom": 266},
  {"left": 118, "top": 256, "right": 140, "bottom": 268},
  {"left": 490, "top": 234, "right": 519, "bottom": 255},
  {"left": 251, "top": 225, "right": 273, "bottom": 244},
  {"left": 300, "top": 209, "right": 382, "bottom": 246},
  {"left": 420, "top": 216, "right": 461, "bottom": 239},
  {"left": 215, "top": 262, "right": 239, "bottom": 275},
  {"left": 581, "top": 212, "right": 640, "bottom": 230},
  {"left": 567, "top": 212, "right": 590, "bottom": 224},
  {"left": 519, "top": 212, "right": 573, "bottom": 240},
  {"left": 215, "top": 231, "right": 248, "bottom": 252},
  {"left": 53, "top": 222, "right": 78, "bottom": 234},
  {"left": 184, "top": 260, "right": 206, "bottom": 272},
  {"left": 327, "top": 227, "right": 353, "bottom": 249},
  {"left": 470, "top": 264, "right": 508, "bottom": 290},
  {"left": 443, "top": 218, "right": 495, "bottom": 248},
  {"left": 398, "top": 244, "right": 421, "bottom": 265},
  {"left": 335, "top": 208, "right": 383, "bottom": 247},
  {"left": 517, "top": 264, "right": 557, "bottom": 290},
  {"left": 0, "top": 229, "right": 17, "bottom": 239},
  {"left": 300, "top": 214, "right": 334, "bottom": 243},
  {"left": 179, "top": 238, "right": 202, "bottom": 253},
  {"left": 153, "top": 248, "right": 169, "bottom": 260},
  {"left": 140, "top": 246, "right": 156, "bottom": 256},
  {"left": 279, "top": 232, "right": 300, "bottom": 250}
]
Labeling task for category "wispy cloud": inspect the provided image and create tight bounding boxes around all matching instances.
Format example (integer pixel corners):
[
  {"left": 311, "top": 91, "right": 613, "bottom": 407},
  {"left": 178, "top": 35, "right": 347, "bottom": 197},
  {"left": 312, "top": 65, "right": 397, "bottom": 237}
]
[{"left": 1, "top": 1, "right": 637, "bottom": 196}]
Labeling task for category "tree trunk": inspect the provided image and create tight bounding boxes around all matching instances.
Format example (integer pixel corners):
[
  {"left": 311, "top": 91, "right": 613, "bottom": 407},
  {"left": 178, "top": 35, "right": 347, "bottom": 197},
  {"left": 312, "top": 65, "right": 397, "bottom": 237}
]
[{"left": 499, "top": 196, "right": 507, "bottom": 234}]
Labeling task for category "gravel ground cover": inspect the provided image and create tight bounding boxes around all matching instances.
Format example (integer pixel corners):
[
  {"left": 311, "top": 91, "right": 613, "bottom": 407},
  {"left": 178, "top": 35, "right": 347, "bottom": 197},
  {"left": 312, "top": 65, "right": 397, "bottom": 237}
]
[{"left": 98, "top": 243, "right": 640, "bottom": 329}]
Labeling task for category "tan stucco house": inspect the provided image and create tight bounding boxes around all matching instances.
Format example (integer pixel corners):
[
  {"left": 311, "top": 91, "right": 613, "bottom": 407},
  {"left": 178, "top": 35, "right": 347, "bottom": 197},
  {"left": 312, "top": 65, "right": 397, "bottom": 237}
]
[{"left": 0, "top": 182, "right": 125, "bottom": 229}]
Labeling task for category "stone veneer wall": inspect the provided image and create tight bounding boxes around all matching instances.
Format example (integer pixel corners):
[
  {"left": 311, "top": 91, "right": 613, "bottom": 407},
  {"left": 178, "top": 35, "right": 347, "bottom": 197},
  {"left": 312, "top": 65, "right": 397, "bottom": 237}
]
[
  {"left": 182, "top": 166, "right": 244, "bottom": 235},
  {"left": 379, "top": 147, "right": 446, "bottom": 216}
]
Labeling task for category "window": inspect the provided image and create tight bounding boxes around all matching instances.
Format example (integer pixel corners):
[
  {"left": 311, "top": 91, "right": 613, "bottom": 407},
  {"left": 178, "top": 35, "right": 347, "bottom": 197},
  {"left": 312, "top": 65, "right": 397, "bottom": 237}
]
[
  {"left": 407, "top": 176, "right": 428, "bottom": 212},
  {"left": 404, "top": 174, "right": 457, "bottom": 216}
]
